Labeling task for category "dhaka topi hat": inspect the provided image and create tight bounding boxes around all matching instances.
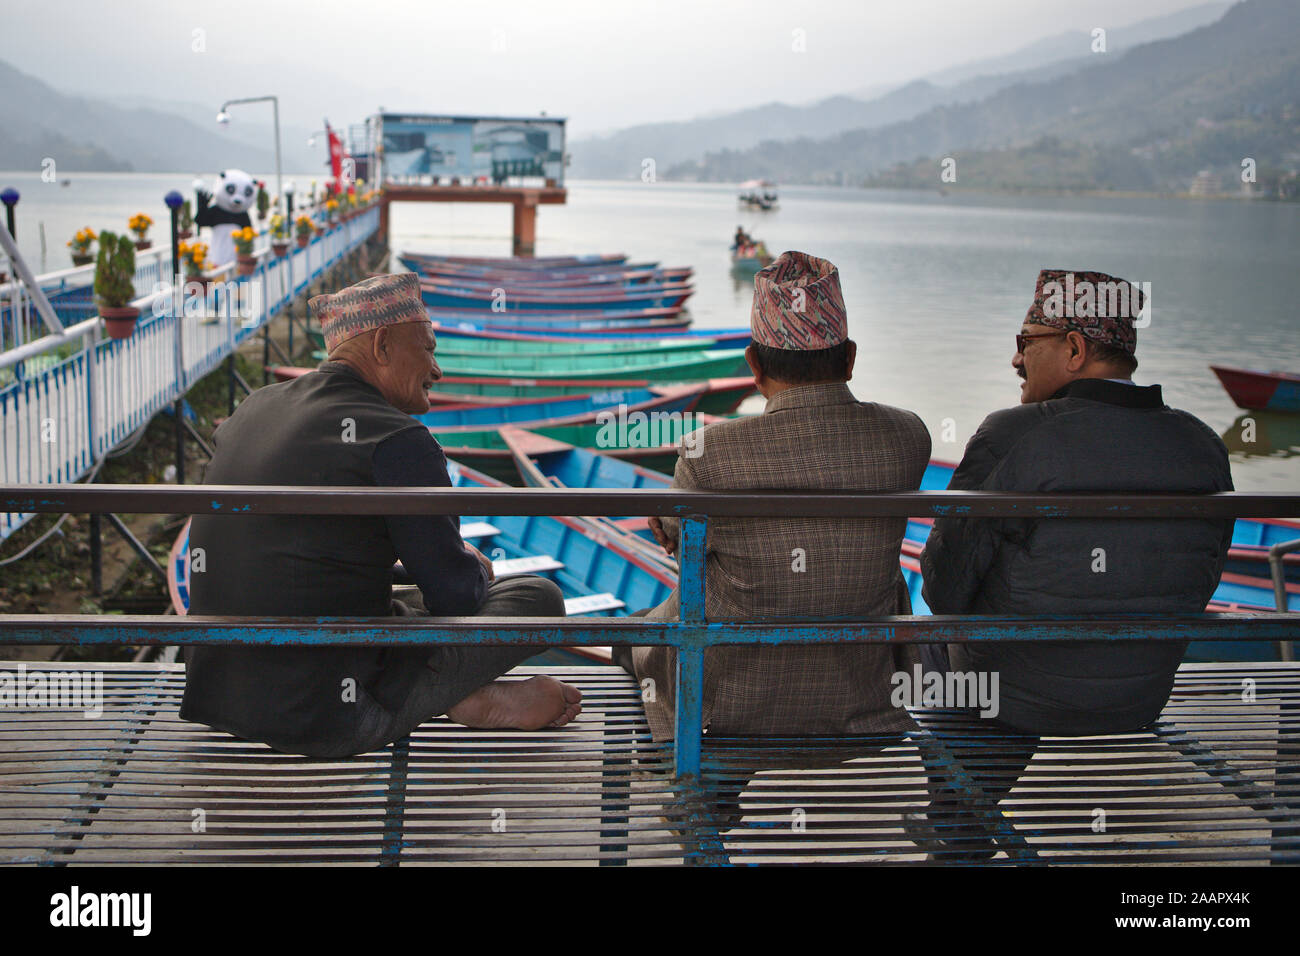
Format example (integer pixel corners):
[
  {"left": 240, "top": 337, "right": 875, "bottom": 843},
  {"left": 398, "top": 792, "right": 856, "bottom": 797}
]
[
  {"left": 311, "top": 272, "right": 428, "bottom": 353},
  {"left": 1025, "top": 269, "right": 1144, "bottom": 355},
  {"left": 750, "top": 251, "right": 848, "bottom": 351}
]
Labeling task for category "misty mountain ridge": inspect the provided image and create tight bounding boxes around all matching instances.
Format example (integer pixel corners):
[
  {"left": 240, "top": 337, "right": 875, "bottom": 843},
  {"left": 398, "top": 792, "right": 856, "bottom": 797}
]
[{"left": 665, "top": 0, "right": 1298, "bottom": 194}]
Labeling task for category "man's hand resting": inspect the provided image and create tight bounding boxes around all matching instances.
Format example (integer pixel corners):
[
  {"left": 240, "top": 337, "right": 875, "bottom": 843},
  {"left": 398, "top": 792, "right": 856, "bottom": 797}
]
[
  {"left": 647, "top": 516, "right": 676, "bottom": 556},
  {"left": 466, "top": 542, "right": 496, "bottom": 582}
]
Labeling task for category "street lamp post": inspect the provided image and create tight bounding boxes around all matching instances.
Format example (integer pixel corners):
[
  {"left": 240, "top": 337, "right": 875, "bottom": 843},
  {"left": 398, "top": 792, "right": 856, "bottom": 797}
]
[{"left": 217, "top": 96, "right": 284, "bottom": 224}]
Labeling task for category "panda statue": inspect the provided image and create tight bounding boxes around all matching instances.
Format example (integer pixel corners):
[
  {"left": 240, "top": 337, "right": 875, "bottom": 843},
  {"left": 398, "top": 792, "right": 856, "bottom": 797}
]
[{"left": 193, "top": 169, "right": 255, "bottom": 268}]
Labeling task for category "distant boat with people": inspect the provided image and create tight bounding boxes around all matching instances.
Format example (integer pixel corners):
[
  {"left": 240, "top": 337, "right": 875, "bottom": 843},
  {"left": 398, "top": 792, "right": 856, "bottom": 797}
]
[{"left": 737, "top": 179, "right": 778, "bottom": 211}]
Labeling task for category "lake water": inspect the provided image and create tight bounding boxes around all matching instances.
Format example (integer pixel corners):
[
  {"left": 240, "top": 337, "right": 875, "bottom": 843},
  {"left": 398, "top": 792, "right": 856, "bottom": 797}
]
[{"left": 4, "top": 172, "right": 1298, "bottom": 490}]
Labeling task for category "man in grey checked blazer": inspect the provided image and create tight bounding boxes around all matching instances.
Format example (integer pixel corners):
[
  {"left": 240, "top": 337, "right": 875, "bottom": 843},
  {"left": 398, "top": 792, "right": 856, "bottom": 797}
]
[{"left": 627, "top": 251, "right": 932, "bottom": 742}]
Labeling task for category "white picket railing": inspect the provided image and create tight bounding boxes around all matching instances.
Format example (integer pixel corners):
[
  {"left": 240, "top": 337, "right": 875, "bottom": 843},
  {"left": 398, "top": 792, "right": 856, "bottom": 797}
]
[{"left": 0, "top": 207, "right": 380, "bottom": 542}]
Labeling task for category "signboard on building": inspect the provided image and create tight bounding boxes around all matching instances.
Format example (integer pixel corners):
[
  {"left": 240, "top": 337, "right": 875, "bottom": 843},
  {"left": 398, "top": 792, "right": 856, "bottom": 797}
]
[{"left": 377, "top": 114, "right": 566, "bottom": 186}]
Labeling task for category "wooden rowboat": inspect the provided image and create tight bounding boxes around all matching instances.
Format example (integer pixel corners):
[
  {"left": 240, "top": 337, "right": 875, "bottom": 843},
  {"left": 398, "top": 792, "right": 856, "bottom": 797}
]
[
  {"left": 438, "top": 348, "right": 748, "bottom": 381},
  {"left": 1210, "top": 364, "right": 1300, "bottom": 414},
  {"left": 421, "top": 284, "right": 693, "bottom": 313},
  {"left": 425, "top": 374, "right": 756, "bottom": 408},
  {"left": 429, "top": 323, "right": 749, "bottom": 346}
]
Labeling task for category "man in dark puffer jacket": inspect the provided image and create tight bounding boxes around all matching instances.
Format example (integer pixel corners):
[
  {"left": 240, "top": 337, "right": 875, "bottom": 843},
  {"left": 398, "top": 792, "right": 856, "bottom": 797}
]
[{"left": 907, "top": 269, "right": 1233, "bottom": 860}]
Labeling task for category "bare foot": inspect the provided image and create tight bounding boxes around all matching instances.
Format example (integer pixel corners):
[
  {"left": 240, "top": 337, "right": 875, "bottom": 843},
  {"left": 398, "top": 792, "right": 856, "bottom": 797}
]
[{"left": 447, "top": 676, "right": 583, "bottom": 730}]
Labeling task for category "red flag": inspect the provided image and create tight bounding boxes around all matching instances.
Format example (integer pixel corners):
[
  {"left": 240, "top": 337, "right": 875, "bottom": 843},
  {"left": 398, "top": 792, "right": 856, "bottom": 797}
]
[{"left": 324, "top": 119, "right": 347, "bottom": 193}]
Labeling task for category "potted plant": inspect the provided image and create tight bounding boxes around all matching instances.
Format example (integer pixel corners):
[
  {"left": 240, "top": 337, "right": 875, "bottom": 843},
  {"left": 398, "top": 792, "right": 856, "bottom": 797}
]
[
  {"left": 324, "top": 198, "right": 339, "bottom": 224},
  {"left": 256, "top": 181, "right": 270, "bottom": 222},
  {"left": 294, "top": 214, "right": 313, "bottom": 248},
  {"left": 269, "top": 213, "right": 290, "bottom": 256},
  {"left": 128, "top": 212, "right": 153, "bottom": 251},
  {"left": 67, "top": 227, "right": 97, "bottom": 267},
  {"left": 178, "top": 240, "right": 208, "bottom": 292},
  {"left": 178, "top": 200, "right": 194, "bottom": 240},
  {"left": 95, "top": 231, "right": 139, "bottom": 339},
  {"left": 232, "top": 226, "right": 258, "bottom": 276}
]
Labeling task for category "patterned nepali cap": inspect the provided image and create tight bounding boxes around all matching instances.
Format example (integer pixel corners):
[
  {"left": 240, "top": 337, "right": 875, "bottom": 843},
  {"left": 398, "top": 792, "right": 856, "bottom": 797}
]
[
  {"left": 1025, "top": 269, "right": 1144, "bottom": 355},
  {"left": 311, "top": 272, "right": 428, "bottom": 353},
  {"left": 750, "top": 251, "right": 848, "bottom": 351}
]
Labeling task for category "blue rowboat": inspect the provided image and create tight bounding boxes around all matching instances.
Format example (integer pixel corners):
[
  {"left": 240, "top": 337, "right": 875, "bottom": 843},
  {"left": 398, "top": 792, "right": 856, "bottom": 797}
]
[
  {"left": 416, "top": 385, "right": 701, "bottom": 430},
  {"left": 430, "top": 323, "right": 750, "bottom": 347},
  {"left": 403, "top": 260, "right": 694, "bottom": 288},
  {"left": 427, "top": 314, "right": 692, "bottom": 335},
  {"left": 404, "top": 252, "right": 630, "bottom": 270},
  {"left": 420, "top": 284, "right": 693, "bottom": 313}
]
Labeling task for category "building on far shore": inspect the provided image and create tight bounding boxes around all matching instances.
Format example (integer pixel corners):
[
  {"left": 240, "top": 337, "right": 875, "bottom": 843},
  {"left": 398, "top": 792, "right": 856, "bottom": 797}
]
[{"left": 1189, "top": 169, "right": 1220, "bottom": 197}]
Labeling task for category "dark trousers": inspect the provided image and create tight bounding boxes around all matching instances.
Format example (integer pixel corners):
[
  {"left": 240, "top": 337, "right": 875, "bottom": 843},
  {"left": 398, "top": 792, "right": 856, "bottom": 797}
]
[{"left": 349, "top": 575, "right": 566, "bottom": 753}]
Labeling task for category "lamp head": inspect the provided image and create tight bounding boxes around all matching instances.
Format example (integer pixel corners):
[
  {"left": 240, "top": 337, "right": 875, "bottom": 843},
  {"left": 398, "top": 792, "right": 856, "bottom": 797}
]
[{"left": 216, "top": 110, "right": 231, "bottom": 126}]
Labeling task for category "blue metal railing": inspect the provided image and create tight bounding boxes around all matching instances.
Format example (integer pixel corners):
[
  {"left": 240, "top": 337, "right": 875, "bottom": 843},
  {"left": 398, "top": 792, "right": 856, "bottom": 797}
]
[
  {"left": 1, "top": 483, "right": 1297, "bottom": 784},
  {"left": 0, "top": 208, "right": 380, "bottom": 542}
]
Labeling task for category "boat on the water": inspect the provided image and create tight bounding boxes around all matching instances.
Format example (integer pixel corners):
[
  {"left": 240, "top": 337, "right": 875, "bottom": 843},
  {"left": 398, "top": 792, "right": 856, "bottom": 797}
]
[
  {"left": 426, "top": 374, "right": 756, "bottom": 412},
  {"left": 431, "top": 326, "right": 752, "bottom": 356},
  {"left": 426, "top": 313, "right": 693, "bottom": 335},
  {"left": 429, "top": 412, "right": 721, "bottom": 483},
  {"left": 731, "top": 242, "right": 773, "bottom": 273},
  {"left": 438, "top": 347, "right": 749, "bottom": 381},
  {"left": 420, "top": 283, "right": 693, "bottom": 314},
  {"left": 737, "top": 179, "right": 778, "bottom": 211},
  {"left": 428, "top": 323, "right": 750, "bottom": 346},
  {"left": 416, "top": 383, "right": 709, "bottom": 430},
  {"left": 406, "top": 253, "right": 629, "bottom": 269},
  {"left": 1210, "top": 364, "right": 1300, "bottom": 414}
]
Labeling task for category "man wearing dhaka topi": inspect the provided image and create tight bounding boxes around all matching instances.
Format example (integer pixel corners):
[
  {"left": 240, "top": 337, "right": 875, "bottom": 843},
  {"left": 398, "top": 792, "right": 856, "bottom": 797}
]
[
  {"left": 910, "top": 269, "right": 1233, "bottom": 860},
  {"left": 625, "top": 251, "right": 932, "bottom": 750},
  {"left": 180, "top": 273, "right": 581, "bottom": 759}
]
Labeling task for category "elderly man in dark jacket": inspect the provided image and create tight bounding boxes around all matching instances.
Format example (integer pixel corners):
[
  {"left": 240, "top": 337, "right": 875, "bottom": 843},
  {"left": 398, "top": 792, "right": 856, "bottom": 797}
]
[
  {"left": 180, "top": 273, "right": 581, "bottom": 759},
  {"left": 908, "top": 268, "right": 1233, "bottom": 860}
]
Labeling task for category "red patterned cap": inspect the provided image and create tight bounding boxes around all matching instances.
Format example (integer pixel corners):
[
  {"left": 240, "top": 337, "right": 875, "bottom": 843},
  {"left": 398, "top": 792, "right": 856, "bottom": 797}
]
[
  {"left": 750, "top": 251, "right": 847, "bottom": 350},
  {"left": 311, "top": 273, "right": 428, "bottom": 353},
  {"left": 1025, "top": 269, "right": 1143, "bottom": 354}
]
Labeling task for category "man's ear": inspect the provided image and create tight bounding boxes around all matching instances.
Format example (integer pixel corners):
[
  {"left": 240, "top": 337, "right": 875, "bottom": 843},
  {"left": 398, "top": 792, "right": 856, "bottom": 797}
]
[
  {"left": 371, "top": 327, "right": 391, "bottom": 366},
  {"left": 1066, "top": 331, "right": 1089, "bottom": 372},
  {"left": 744, "top": 344, "right": 763, "bottom": 385},
  {"left": 844, "top": 339, "right": 857, "bottom": 382}
]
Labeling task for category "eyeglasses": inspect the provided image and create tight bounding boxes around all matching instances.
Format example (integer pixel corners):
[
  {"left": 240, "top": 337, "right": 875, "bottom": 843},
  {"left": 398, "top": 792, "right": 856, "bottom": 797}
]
[{"left": 1015, "top": 331, "right": 1069, "bottom": 353}]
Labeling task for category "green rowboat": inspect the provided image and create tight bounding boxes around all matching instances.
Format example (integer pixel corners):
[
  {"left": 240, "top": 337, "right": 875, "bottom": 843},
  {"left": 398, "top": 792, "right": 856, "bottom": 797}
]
[{"left": 439, "top": 348, "right": 749, "bottom": 381}]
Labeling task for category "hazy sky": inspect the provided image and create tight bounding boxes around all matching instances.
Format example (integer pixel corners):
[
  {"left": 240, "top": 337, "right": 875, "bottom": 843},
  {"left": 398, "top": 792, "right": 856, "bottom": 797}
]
[{"left": 1, "top": 0, "right": 1222, "bottom": 137}]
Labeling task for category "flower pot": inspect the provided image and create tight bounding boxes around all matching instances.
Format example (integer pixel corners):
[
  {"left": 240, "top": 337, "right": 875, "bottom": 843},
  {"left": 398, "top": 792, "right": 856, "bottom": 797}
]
[
  {"left": 296, "top": 234, "right": 310, "bottom": 248},
  {"left": 100, "top": 304, "right": 140, "bottom": 340},
  {"left": 178, "top": 229, "right": 193, "bottom": 240},
  {"left": 134, "top": 240, "right": 152, "bottom": 251},
  {"left": 271, "top": 241, "right": 289, "bottom": 257},
  {"left": 236, "top": 254, "right": 257, "bottom": 277},
  {"left": 71, "top": 252, "right": 94, "bottom": 267}
]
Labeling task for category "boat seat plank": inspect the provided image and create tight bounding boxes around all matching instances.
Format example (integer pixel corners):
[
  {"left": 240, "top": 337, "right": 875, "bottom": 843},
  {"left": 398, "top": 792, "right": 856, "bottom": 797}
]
[
  {"left": 492, "top": 555, "right": 564, "bottom": 577},
  {"left": 563, "top": 593, "right": 626, "bottom": 615},
  {"left": 459, "top": 521, "right": 500, "bottom": 540}
]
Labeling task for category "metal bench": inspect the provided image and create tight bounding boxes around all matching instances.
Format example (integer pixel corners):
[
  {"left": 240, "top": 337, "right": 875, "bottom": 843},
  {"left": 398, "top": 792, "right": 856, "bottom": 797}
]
[{"left": 1, "top": 483, "right": 1298, "bottom": 865}]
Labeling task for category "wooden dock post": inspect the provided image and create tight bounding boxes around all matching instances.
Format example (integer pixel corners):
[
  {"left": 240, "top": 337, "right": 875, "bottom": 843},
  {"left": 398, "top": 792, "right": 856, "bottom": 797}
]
[{"left": 379, "top": 184, "right": 565, "bottom": 259}]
